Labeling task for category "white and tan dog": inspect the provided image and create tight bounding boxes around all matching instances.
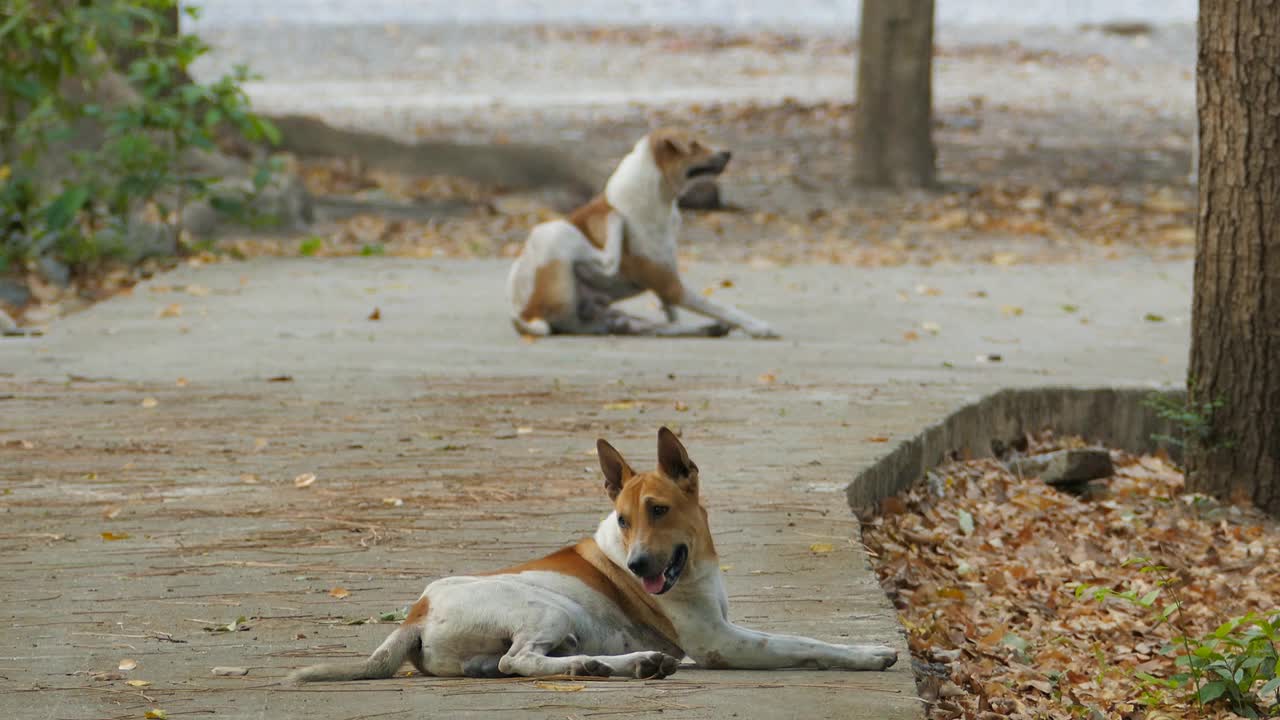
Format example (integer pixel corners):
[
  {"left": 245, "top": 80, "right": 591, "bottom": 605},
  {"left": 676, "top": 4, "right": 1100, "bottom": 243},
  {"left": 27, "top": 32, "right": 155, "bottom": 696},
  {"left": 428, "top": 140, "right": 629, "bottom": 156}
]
[
  {"left": 288, "top": 428, "right": 896, "bottom": 683},
  {"left": 505, "top": 129, "right": 779, "bottom": 338}
]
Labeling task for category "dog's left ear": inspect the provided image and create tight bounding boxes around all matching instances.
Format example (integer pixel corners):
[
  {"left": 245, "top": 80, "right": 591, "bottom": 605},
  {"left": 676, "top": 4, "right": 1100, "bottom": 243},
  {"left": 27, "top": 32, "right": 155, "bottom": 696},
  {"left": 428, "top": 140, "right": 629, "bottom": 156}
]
[
  {"left": 657, "top": 427, "right": 698, "bottom": 494},
  {"left": 662, "top": 136, "right": 690, "bottom": 156}
]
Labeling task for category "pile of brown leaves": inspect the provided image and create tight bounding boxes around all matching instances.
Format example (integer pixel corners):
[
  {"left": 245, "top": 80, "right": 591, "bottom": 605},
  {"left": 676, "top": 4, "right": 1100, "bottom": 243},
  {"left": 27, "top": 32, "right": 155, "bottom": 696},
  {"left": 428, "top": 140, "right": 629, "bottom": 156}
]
[{"left": 863, "top": 434, "right": 1280, "bottom": 719}]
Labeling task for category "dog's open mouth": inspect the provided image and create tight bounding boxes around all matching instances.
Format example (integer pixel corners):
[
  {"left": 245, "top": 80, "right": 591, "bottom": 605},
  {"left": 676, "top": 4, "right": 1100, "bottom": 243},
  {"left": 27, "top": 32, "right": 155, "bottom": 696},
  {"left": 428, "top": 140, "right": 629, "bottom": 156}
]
[{"left": 639, "top": 545, "right": 688, "bottom": 595}]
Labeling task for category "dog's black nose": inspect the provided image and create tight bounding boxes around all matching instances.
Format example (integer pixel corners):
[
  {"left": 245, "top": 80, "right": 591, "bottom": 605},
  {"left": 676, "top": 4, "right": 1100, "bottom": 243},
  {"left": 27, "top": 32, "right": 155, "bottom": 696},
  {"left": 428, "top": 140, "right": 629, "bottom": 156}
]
[
  {"left": 627, "top": 555, "right": 655, "bottom": 577},
  {"left": 718, "top": 150, "right": 732, "bottom": 164}
]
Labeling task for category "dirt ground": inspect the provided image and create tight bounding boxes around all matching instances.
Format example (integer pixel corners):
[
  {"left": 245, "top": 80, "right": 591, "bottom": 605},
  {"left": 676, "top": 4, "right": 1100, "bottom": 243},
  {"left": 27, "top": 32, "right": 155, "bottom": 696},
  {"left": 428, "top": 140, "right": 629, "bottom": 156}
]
[{"left": 0, "top": 374, "right": 918, "bottom": 719}]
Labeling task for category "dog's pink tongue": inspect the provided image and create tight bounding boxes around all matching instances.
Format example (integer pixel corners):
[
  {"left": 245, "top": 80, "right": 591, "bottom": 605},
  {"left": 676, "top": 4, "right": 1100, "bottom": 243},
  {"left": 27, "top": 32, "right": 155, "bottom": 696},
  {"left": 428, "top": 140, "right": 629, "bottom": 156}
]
[{"left": 641, "top": 575, "right": 665, "bottom": 594}]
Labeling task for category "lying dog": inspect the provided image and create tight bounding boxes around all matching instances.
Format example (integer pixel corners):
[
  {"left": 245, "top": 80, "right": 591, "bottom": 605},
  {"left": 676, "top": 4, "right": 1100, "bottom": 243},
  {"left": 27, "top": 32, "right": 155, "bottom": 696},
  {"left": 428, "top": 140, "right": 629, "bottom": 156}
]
[
  {"left": 505, "top": 128, "right": 780, "bottom": 338},
  {"left": 288, "top": 428, "right": 896, "bottom": 682}
]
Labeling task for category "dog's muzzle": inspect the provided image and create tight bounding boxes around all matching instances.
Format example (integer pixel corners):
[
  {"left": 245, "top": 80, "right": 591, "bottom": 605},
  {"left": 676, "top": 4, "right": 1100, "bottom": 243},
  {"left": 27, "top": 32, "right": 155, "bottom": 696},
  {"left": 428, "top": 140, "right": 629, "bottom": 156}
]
[
  {"left": 686, "top": 151, "right": 731, "bottom": 179},
  {"left": 628, "top": 544, "right": 689, "bottom": 595}
]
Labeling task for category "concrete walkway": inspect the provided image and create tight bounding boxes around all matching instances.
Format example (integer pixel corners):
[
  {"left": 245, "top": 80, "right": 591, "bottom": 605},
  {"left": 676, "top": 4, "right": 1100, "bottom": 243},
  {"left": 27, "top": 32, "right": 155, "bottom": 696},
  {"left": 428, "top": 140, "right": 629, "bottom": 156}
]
[{"left": 0, "top": 258, "right": 1189, "bottom": 719}]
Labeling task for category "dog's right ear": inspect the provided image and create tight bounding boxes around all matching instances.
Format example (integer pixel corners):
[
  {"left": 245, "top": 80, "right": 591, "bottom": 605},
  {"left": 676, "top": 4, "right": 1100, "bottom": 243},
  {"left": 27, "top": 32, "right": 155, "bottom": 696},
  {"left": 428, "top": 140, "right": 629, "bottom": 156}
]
[{"left": 597, "top": 439, "right": 634, "bottom": 500}]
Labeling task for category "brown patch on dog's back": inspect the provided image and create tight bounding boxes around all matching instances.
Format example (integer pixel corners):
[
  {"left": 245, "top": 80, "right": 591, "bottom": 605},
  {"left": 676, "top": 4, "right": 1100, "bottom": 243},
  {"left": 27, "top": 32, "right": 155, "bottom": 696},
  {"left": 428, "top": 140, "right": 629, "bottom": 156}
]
[
  {"left": 403, "top": 596, "right": 430, "bottom": 625},
  {"left": 486, "top": 542, "right": 680, "bottom": 646},
  {"left": 567, "top": 195, "right": 612, "bottom": 250},
  {"left": 519, "top": 259, "right": 570, "bottom": 322}
]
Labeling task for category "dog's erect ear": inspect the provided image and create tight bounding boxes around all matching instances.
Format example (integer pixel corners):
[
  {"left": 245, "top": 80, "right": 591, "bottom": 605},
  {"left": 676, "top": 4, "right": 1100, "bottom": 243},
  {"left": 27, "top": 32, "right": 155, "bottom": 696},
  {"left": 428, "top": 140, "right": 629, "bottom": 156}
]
[
  {"left": 657, "top": 427, "right": 698, "bottom": 494},
  {"left": 662, "top": 136, "right": 690, "bottom": 156},
  {"left": 597, "top": 439, "right": 634, "bottom": 500}
]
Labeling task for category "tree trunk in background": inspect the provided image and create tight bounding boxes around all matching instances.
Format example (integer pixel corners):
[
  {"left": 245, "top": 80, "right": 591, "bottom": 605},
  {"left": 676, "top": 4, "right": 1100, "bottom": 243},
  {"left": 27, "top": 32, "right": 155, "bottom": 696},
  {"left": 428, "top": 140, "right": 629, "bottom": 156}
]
[
  {"left": 1187, "top": 0, "right": 1280, "bottom": 513},
  {"left": 851, "top": 0, "right": 936, "bottom": 187}
]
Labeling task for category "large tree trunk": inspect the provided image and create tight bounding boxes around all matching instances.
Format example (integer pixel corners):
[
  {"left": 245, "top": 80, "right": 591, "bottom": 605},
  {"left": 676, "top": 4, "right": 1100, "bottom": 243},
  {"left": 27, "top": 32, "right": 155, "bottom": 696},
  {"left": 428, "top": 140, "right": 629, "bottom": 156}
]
[
  {"left": 851, "top": 0, "right": 936, "bottom": 188},
  {"left": 1187, "top": 0, "right": 1280, "bottom": 512}
]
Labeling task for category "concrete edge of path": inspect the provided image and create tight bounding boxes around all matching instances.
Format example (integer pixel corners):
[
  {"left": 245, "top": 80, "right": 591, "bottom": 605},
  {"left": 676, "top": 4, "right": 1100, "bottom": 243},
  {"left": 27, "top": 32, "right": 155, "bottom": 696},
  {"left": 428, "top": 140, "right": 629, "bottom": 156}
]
[{"left": 847, "top": 385, "right": 1186, "bottom": 512}]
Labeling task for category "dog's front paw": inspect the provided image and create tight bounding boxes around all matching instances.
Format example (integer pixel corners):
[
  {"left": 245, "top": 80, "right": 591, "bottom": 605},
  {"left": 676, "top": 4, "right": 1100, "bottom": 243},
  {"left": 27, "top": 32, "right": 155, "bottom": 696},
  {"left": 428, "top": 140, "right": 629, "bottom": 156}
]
[
  {"left": 633, "top": 651, "right": 680, "bottom": 679},
  {"left": 568, "top": 658, "right": 614, "bottom": 677},
  {"left": 839, "top": 644, "right": 898, "bottom": 671},
  {"left": 700, "top": 320, "right": 732, "bottom": 337},
  {"left": 743, "top": 323, "right": 780, "bottom": 340}
]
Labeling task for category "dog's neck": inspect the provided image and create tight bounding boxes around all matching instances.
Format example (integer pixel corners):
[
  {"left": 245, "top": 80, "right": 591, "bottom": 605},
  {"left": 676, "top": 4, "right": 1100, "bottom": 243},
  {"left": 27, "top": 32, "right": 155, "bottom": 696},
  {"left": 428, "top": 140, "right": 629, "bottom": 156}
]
[{"left": 604, "top": 136, "right": 680, "bottom": 242}]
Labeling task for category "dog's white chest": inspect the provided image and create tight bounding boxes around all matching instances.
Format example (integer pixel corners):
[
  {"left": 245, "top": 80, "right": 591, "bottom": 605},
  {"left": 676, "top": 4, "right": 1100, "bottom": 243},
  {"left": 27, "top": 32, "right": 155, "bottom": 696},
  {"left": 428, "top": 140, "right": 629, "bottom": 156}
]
[{"left": 623, "top": 207, "right": 679, "bottom": 264}]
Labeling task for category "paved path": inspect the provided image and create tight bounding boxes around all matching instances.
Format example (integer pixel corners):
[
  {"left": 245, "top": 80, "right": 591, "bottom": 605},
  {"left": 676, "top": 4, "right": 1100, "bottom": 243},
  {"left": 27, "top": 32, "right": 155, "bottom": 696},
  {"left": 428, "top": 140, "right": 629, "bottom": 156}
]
[{"left": 0, "top": 258, "right": 1189, "bottom": 719}]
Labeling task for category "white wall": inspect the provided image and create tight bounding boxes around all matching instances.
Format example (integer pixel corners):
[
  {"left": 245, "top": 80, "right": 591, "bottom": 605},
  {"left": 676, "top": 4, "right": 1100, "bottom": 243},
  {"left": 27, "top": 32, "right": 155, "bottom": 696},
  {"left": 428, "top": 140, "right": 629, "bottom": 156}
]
[{"left": 189, "top": 0, "right": 1196, "bottom": 30}]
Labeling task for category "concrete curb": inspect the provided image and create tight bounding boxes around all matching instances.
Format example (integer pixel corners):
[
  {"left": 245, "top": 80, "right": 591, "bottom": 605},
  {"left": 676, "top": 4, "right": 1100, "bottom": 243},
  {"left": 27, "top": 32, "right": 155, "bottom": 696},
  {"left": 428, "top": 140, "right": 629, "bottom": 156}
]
[{"left": 847, "top": 386, "right": 1186, "bottom": 512}]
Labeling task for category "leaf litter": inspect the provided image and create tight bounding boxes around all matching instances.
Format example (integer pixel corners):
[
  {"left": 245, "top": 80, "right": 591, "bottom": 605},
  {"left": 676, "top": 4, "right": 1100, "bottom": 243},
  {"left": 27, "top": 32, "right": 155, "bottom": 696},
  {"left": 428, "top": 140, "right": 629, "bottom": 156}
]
[{"left": 862, "top": 432, "right": 1280, "bottom": 719}]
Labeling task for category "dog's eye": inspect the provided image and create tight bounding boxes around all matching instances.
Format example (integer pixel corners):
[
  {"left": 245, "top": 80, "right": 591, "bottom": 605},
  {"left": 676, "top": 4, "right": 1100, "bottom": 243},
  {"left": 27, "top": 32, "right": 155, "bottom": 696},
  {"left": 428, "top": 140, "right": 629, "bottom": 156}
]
[
  {"left": 651, "top": 505, "right": 669, "bottom": 519},
  {"left": 617, "top": 515, "right": 628, "bottom": 529}
]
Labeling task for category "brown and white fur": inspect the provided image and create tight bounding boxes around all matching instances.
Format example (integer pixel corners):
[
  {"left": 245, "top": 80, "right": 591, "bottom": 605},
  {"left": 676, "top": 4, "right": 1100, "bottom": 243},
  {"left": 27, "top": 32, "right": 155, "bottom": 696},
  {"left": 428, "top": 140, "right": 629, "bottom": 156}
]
[
  {"left": 505, "top": 129, "right": 780, "bottom": 338},
  {"left": 287, "top": 428, "right": 896, "bottom": 683}
]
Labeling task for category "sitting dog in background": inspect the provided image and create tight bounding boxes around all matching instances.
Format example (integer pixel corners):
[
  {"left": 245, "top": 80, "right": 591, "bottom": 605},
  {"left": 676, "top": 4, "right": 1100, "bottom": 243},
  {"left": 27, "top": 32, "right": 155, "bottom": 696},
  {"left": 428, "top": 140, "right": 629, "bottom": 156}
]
[
  {"left": 288, "top": 428, "right": 896, "bottom": 683},
  {"left": 505, "top": 128, "right": 779, "bottom": 338}
]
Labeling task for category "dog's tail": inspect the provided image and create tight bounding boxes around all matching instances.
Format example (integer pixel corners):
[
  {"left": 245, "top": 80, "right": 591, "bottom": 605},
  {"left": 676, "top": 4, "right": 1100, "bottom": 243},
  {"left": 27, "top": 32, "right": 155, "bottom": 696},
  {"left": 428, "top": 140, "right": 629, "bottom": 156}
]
[
  {"left": 511, "top": 315, "right": 551, "bottom": 337},
  {"left": 287, "top": 624, "right": 423, "bottom": 683}
]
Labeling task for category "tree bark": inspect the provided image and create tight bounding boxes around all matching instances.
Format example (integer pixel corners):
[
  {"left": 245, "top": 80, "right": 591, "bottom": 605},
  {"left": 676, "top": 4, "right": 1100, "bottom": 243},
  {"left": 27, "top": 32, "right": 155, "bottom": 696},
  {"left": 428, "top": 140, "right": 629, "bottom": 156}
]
[
  {"left": 1187, "top": 0, "right": 1280, "bottom": 512},
  {"left": 851, "top": 0, "right": 936, "bottom": 188}
]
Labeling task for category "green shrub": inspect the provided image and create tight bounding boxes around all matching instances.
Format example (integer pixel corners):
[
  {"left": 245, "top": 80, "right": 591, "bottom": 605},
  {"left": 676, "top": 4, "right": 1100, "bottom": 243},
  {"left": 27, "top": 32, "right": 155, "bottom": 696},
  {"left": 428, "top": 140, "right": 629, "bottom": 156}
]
[
  {"left": 0, "top": 0, "right": 277, "bottom": 276},
  {"left": 1076, "top": 558, "right": 1280, "bottom": 717}
]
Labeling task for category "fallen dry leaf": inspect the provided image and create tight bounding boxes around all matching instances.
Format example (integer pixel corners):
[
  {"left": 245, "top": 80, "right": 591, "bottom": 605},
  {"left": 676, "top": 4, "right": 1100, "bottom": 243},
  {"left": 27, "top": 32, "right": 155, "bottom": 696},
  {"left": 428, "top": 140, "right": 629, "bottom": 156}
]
[
  {"left": 240, "top": 474, "right": 258, "bottom": 484},
  {"left": 921, "top": 321, "right": 942, "bottom": 335},
  {"left": 758, "top": 372, "right": 778, "bottom": 385},
  {"left": 328, "top": 587, "right": 350, "bottom": 599},
  {"left": 175, "top": 377, "right": 188, "bottom": 387},
  {"left": 184, "top": 284, "right": 211, "bottom": 297},
  {"left": 118, "top": 659, "right": 137, "bottom": 671},
  {"left": 1000, "top": 304, "right": 1024, "bottom": 317},
  {"left": 102, "top": 505, "right": 122, "bottom": 520},
  {"left": 382, "top": 497, "right": 404, "bottom": 507},
  {"left": 157, "top": 303, "right": 182, "bottom": 318},
  {"left": 101, "top": 532, "right": 130, "bottom": 542},
  {"left": 864, "top": 430, "right": 1279, "bottom": 720},
  {"left": 902, "top": 330, "right": 921, "bottom": 342},
  {"left": 368, "top": 307, "right": 381, "bottom": 321},
  {"left": 145, "top": 710, "right": 167, "bottom": 719},
  {"left": 809, "top": 542, "right": 835, "bottom": 554},
  {"left": 865, "top": 435, "right": 890, "bottom": 443},
  {"left": 533, "top": 681, "right": 586, "bottom": 692},
  {"left": 125, "top": 680, "right": 150, "bottom": 687},
  {"left": 293, "top": 473, "right": 317, "bottom": 488},
  {"left": 211, "top": 666, "right": 248, "bottom": 677},
  {"left": 140, "top": 397, "right": 158, "bottom": 409},
  {"left": 674, "top": 401, "right": 689, "bottom": 412},
  {"left": 602, "top": 401, "right": 637, "bottom": 410}
]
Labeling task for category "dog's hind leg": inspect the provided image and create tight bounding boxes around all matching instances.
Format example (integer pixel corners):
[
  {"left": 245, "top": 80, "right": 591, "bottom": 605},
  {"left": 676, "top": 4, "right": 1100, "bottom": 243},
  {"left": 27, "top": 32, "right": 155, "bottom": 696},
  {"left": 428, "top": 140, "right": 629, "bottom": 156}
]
[
  {"left": 498, "top": 639, "right": 679, "bottom": 679},
  {"left": 461, "top": 654, "right": 510, "bottom": 678}
]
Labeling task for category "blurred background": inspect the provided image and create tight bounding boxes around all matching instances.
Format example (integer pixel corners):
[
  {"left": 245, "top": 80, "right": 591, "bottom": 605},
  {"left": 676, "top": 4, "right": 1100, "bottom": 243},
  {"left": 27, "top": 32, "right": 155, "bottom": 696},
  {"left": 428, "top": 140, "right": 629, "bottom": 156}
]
[{"left": 3, "top": 0, "right": 1199, "bottom": 322}]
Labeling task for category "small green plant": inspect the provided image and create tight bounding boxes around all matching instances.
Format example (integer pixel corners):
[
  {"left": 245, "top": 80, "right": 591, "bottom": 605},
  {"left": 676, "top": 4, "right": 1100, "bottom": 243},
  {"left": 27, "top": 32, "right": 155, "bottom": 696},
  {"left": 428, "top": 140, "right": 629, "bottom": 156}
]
[
  {"left": 298, "top": 236, "right": 323, "bottom": 256},
  {"left": 1, "top": 1, "right": 277, "bottom": 276},
  {"left": 1180, "top": 612, "right": 1280, "bottom": 716},
  {"left": 1076, "top": 558, "right": 1280, "bottom": 717},
  {"left": 1144, "top": 391, "right": 1232, "bottom": 455}
]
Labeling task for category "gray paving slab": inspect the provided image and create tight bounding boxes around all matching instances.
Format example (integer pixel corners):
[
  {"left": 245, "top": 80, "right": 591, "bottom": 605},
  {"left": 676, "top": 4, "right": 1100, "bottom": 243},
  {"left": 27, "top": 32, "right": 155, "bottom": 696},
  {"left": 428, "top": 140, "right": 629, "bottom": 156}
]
[{"left": 0, "top": 258, "right": 1189, "bottom": 719}]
